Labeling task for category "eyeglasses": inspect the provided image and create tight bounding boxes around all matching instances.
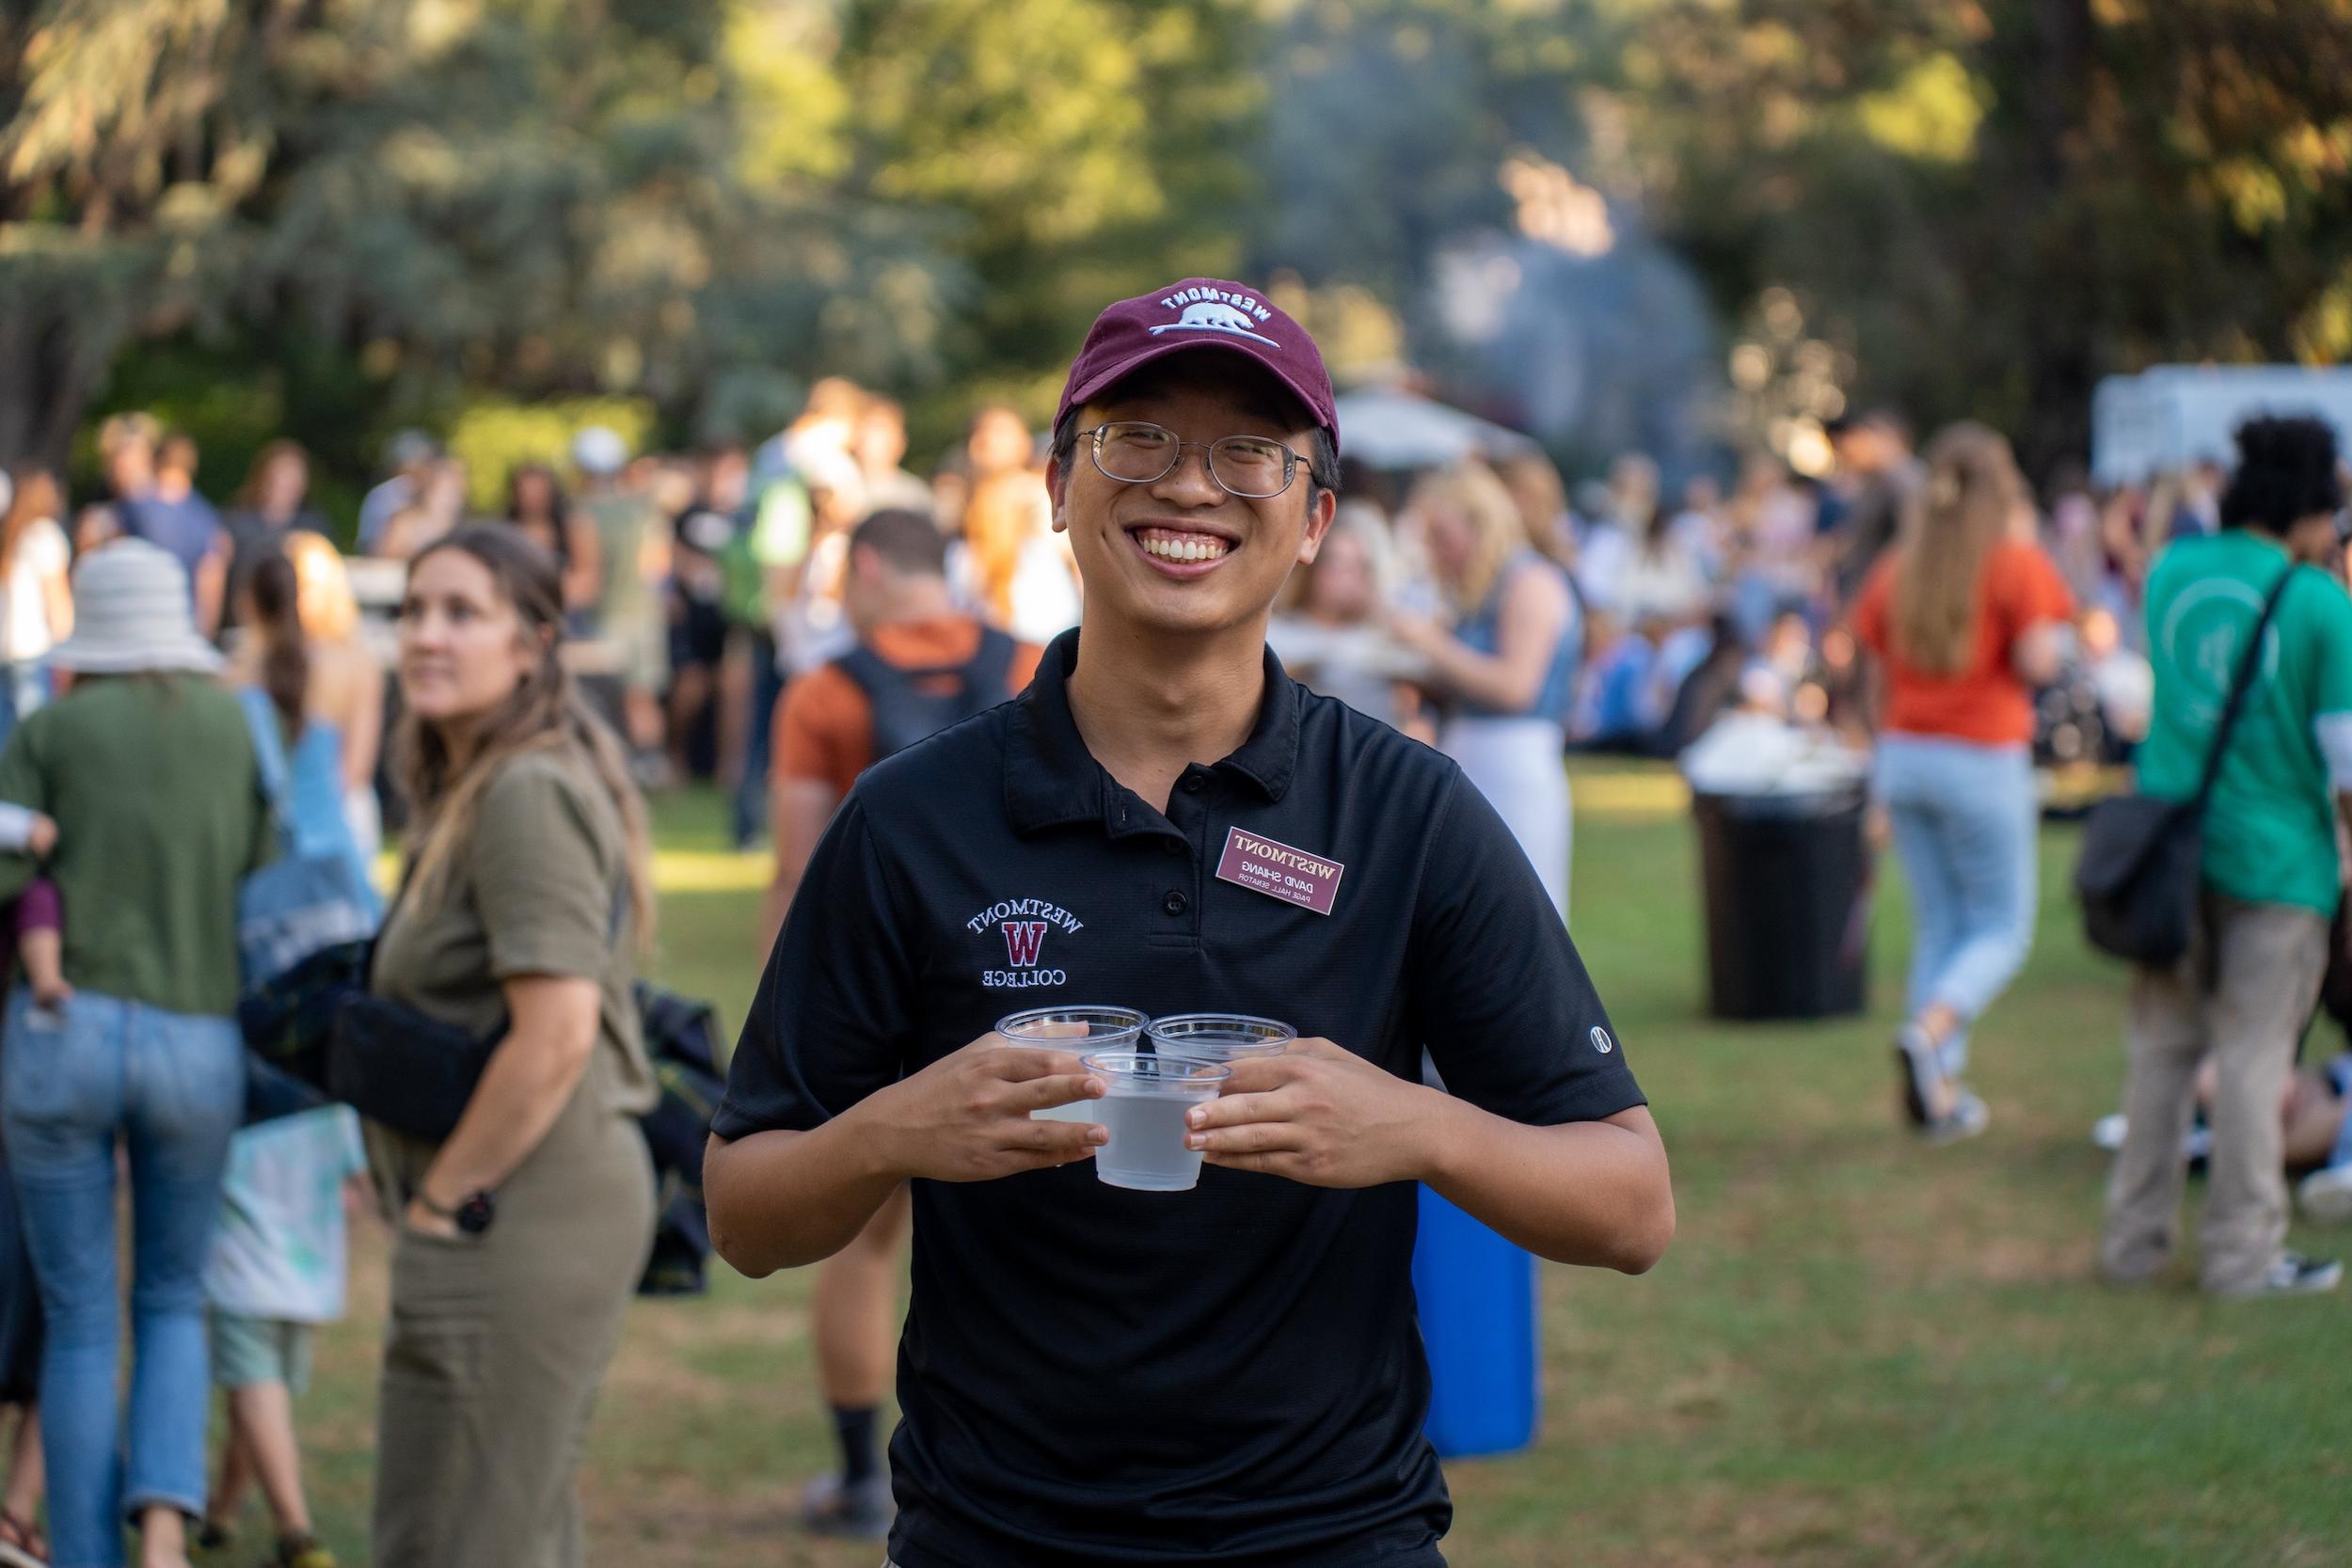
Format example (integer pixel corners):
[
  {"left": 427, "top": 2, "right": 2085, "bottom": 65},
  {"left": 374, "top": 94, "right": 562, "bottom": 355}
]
[{"left": 1077, "top": 420, "right": 1315, "bottom": 499}]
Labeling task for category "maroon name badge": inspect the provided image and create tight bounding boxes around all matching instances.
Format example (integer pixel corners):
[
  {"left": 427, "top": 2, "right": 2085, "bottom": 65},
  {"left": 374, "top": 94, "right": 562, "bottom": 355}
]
[{"left": 1215, "top": 826, "right": 1344, "bottom": 915}]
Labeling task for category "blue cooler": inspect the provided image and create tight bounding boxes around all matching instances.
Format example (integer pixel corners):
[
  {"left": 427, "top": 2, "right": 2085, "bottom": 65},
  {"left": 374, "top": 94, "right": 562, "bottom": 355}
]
[{"left": 1412, "top": 1183, "right": 1539, "bottom": 1458}]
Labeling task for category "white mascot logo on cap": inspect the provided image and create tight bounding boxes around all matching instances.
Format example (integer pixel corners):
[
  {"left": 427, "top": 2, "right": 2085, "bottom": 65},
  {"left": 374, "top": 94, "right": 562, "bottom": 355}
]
[{"left": 1151, "top": 299, "right": 1280, "bottom": 348}]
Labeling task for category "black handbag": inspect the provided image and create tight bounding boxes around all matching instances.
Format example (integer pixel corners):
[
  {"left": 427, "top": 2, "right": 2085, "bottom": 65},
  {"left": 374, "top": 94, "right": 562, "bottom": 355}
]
[
  {"left": 327, "top": 991, "right": 503, "bottom": 1143},
  {"left": 2074, "top": 564, "right": 2296, "bottom": 966}
]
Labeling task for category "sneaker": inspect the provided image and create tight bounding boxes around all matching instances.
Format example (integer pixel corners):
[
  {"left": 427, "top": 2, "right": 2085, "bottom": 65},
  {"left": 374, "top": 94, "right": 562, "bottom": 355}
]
[
  {"left": 1923, "top": 1089, "right": 1990, "bottom": 1145},
  {"left": 2213, "top": 1252, "right": 2344, "bottom": 1299},
  {"left": 801, "top": 1472, "right": 894, "bottom": 1540},
  {"left": 276, "top": 1534, "right": 337, "bottom": 1568},
  {"left": 0, "top": 1508, "right": 47, "bottom": 1568},
  {"left": 2298, "top": 1164, "right": 2352, "bottom": 1224},
  {"left": 1893, "top": 1022, "right": 1946, "bottom": 1129},
  {"left": 2089, "top": 1113, "right": 2211, "bottom": 1166}
]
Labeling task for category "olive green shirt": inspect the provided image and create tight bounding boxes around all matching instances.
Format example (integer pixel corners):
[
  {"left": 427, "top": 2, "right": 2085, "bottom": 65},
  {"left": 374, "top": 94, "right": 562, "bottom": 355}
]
[
  {"left": 370, "top": 744, "right": 656, "bottom": 1122},
  {"left": 0, "top": 674, "right": 274, "bottom": 1017}
]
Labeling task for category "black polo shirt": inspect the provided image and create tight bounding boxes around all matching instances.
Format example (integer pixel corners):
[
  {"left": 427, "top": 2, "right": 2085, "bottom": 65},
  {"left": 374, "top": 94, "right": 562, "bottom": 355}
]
[{"left": 718, "top": 628, "right": 1643, "bottom": 1568}]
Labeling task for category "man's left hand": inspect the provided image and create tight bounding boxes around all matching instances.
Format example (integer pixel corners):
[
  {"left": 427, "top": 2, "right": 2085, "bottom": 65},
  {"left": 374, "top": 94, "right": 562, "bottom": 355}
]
[{"left": 1185, "top": 1038, "right": 1441, "bottom": 1188}]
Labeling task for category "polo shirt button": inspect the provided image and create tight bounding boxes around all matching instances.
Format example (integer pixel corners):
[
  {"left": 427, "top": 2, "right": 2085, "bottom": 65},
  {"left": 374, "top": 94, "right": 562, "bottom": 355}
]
[
  {"left": 1180, "top": 773, "right": 1204, "bottom": 793},
  {"left": 1161, "top": 838, "right": 1184, "bottom": 856},
  {"left": 1162, "top": 890, "right": 1188, "bottom": 916}
]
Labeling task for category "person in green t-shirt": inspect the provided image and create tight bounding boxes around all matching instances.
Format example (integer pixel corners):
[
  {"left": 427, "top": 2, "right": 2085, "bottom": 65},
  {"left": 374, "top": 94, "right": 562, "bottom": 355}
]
[
  {"left": 0, "top": 538, "right": 274, "bottom": 1568},
  {"left": 2104, "top": 415, "right": 2352, "bottom": 1299}
]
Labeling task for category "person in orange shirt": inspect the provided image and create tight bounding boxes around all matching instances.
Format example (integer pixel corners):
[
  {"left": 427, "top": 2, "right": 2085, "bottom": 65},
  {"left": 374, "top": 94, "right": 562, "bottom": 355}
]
[
  {"left": 1852, "top": 424, "right": 2074, "bottom": 1143},
  {"left": 762, "top": 505, "right": 1041, "bottom": 1539}
]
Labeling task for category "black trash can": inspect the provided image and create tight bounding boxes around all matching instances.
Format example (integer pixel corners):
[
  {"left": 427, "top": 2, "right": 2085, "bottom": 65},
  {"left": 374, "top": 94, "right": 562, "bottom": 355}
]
[{"left": 1692, "top": 786, "right": 1869, "bottom": 1021}]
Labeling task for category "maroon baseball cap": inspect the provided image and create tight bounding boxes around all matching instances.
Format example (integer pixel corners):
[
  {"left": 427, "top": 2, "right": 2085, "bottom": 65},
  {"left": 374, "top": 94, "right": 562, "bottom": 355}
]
[{"left": 1054, "top": 278, "right": 1341, "bottom": 455}]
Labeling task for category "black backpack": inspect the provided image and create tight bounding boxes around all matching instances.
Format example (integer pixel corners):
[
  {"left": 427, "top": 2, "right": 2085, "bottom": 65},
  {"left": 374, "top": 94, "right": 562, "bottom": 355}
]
[
  {"left": 634, "top": 981, "right": 727, "bottom": 1297},
  {"left": 834, "top": 626, "right": 1020, "bottom": 764}
]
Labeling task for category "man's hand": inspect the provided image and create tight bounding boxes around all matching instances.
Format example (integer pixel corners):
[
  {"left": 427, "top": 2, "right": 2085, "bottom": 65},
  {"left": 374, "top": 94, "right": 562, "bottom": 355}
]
[
  {"left": 26, "top": 814, "right": 56, "bottom": 859},
  {"left": 860, "top": 1036, "right": 1108, "bottom": 1183},
  {"left": 1184, "top": 1038, "right": 1438, "bottom": 1188}
]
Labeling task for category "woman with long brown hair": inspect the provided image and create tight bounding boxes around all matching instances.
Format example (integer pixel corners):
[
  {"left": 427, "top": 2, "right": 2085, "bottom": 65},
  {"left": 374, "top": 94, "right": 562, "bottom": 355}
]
[
  {"left": 1390, "top": 462, "right": 1581, "bottom": 914},
  {"left": 367, "top": 526, "right": 656, "bottom": 1567},
  {"left": 1852, "top": 423, "right": 2074, "bottom": 1141},
  {"left": 0, "top": 466, "right": 72, "bottom": 742}
]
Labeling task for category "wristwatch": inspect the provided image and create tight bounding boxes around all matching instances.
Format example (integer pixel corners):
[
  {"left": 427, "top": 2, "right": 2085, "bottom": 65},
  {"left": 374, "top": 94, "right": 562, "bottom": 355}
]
[{"left": 420, "top": 1186, "right": 497, "bottom": 1236}]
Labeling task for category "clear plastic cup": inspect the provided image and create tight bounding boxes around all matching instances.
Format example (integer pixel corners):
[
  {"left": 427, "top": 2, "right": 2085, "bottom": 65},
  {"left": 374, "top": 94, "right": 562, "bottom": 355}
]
[
  {"left": 1144, "top": 1013, "right": 1296, "bottom": 1064},
  {"left": 1079, "top": 1051, "right": 1230, "bottom": 1192},
  {"left": 996, "top": 1006, "right": 1147, "bottom": 1121}
]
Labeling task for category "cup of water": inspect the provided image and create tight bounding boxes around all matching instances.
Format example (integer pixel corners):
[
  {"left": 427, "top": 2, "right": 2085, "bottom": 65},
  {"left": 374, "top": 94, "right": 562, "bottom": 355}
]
[
  {"left": 996, "top": 1006, "right": 1147, "bottom": 1121},
  {"left": 1144, "top": 1013, "right": 1295, "bottom": 1063},
  {"left": 1079, "top": 1051, "right": 1230, "bottom": 1192}
]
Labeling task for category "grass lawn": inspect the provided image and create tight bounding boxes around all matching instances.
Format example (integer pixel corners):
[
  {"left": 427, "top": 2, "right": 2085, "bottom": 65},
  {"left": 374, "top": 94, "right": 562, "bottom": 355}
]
[{"left": 274, "top": 761, "right": 2350, "bottom": 1567}]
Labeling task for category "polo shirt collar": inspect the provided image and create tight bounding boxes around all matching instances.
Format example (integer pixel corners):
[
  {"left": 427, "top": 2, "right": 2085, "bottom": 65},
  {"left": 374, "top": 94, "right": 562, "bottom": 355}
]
[{"left": 1005, "top": 626, "right": 1302, "bottom": 836}]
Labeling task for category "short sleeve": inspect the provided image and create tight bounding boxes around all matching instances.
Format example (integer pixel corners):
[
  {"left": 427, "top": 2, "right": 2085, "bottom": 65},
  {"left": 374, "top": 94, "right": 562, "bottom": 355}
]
[
  {"left": 774, "top": 667, "right": 871, "bottom": 799},
  {"left": 469, "top": 755, "right": 619, "bottom": 982},
  {"left": 2307, "top": 573, "right": 2352, "bottom": 720},
  {"left": 750, "top": 481, "right": 814, "bottom": 570},
  {"left": 0, "top": 719, "right": 46, "bottom": 903},
  {"left": 715, "top": 796, "right": 919, "bottom": 1139},
  {"left": 1994, "top": 541, "right": 2074, "bottom": 641},
  {"left": 1850, "top": 558, "right": 1894, "bottom": 657},
  {"left": 22, "top": 520, "right": 65, "bottom": 577},
  {"left": 1406, "top": 772, "right": 1645, "bottom": 1125}
]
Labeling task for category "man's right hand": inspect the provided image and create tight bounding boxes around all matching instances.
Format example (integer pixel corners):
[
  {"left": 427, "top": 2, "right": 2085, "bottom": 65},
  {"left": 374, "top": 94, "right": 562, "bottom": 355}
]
[{"left": 861, "top": 1036, "right": 1106, "bottom": 1183}]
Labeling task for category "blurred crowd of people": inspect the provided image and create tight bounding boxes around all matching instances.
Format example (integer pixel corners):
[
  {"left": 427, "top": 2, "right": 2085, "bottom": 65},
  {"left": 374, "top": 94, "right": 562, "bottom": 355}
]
[{"left": 0, "top": 363, "right": 2349, "bottom": 1568}]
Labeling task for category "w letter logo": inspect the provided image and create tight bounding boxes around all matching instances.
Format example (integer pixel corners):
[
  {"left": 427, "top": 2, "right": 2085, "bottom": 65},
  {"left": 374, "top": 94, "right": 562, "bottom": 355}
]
[{"left": 1002, "top": 921, "right": 1051, "bottom": 968}]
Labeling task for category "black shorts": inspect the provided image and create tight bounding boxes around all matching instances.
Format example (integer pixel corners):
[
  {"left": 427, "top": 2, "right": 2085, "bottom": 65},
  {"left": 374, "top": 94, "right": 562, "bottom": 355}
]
[{"left": 671, "top": 600, "right": 728, "bottom": 672}]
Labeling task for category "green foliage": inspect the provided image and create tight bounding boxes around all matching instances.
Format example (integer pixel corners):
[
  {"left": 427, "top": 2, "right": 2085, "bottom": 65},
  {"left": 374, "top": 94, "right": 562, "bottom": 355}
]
[
  {"left": 10, "top": 0, "right": 2349, "bottom": 490},
  {"left": 834, "top": 0, "right": 1263, "bottom": 443},
  {"left": 444, "top": 395, "right": 659, "bottom": 514},
  {"left": 1568, "top": 0, "right": 2352, "bottom": 470}
]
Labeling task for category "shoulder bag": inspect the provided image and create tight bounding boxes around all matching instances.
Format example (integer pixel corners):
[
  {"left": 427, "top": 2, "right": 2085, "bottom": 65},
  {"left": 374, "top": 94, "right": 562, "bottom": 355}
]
[{"left": 2074, "top": 564, "right": 2296, "bottom": 967}]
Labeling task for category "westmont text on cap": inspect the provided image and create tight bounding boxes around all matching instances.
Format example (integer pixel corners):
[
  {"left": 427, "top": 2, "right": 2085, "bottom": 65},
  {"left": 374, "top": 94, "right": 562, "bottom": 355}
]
[{"left": 1054, "top": 277, "right": 1342, "bottom": 452}]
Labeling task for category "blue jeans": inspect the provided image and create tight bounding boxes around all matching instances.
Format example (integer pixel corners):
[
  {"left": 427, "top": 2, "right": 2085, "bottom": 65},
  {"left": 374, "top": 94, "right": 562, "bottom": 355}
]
[
  {"left": 731, "top": 629, "right": 785, "bottom": 847},
  {"left": 1873, "top": 736, "right": 2039, "bottom": 1078},
  {"left": 2, "top": 990, "right": 244, "bottom": 1568}
]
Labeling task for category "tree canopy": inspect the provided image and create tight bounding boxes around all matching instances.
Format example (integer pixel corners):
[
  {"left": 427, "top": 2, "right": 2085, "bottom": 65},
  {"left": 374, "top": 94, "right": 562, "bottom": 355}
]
[{"left": 6, "top": 0, "right": 2347, "bottom": 494}]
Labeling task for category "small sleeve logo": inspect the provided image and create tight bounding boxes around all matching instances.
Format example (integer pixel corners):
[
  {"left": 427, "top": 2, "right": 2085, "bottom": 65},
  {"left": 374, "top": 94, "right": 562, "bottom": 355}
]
[{"left": 1590, "top": 1026, "right": 1615, "bottom": 1054}]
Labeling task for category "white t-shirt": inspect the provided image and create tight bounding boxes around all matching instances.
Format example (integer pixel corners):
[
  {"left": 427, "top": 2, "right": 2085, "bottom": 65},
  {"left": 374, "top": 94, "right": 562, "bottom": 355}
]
[
  {"left": 2, "top": 517, "right": 68, "bottom": 663},
  {"left": 204, "top": 1105, "right": 369, "bottom": 1323}
]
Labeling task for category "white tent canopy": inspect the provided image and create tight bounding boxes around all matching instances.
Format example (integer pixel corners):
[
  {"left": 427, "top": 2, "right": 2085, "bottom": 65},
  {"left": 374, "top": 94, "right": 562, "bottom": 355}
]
[
  {"left": 2092, "top": 365, "right": 2352, "bottom": 485},
  {"left": 1332, "top": 387, "right": 1541, "bottom": 472}
]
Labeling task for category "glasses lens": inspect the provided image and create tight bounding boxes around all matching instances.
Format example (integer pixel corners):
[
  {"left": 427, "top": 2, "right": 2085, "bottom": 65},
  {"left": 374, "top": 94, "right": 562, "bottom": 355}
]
[
  {"left": 1210, "top": 436, "right": 1291, "bottom": 499},
  {"left": 1095, "top": 422, "right": 1177, "bottom": 483}
]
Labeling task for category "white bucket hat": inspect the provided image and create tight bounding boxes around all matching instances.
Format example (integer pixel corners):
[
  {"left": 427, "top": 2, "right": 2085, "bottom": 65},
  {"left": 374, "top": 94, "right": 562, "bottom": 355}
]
[
  {"left": 49, "top": 538, "right": 224, "bottom": 675},
  {"left": 571, "top": 424, "right": 628, "bottom": 478}
]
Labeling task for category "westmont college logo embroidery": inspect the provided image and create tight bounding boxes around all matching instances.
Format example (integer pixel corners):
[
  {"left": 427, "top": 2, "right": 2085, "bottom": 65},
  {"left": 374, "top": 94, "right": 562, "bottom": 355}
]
[
  {"left": 967, "top": 896, "right": 1083, "bottom": 990},
  {"left": 1149, "top": 286, "right": 1280, "bottom": 347}
]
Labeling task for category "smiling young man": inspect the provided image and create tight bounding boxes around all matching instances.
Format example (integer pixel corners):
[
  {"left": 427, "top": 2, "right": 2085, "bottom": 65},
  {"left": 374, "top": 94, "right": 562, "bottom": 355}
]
[{"left": 707, "top": 279, "right": 1674, "bottom": 1568}]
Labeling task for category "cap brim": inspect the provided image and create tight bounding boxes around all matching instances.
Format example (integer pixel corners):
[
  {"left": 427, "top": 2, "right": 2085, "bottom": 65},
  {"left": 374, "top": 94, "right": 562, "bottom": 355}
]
[{"left": 1062, "top": 338, "right": 1337, "bottom": 453}]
